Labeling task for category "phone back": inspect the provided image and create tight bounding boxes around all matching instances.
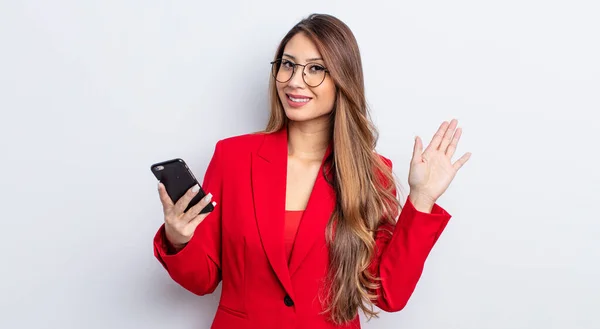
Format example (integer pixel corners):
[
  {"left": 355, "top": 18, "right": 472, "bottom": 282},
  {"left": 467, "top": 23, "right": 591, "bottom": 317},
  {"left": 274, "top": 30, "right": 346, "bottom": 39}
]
[{"left": 150, "top": 158, "right": 213, "bottom": 214}]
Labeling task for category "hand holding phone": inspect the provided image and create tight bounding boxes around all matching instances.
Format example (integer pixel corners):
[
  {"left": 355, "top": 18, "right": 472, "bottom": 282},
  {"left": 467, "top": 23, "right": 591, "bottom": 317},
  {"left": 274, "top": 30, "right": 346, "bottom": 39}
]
[
  {"left": 151, "top": 158, "right": 217, "bottom": 248},
  {"left": 157, "top": 182, "right": 216, "bottom": 248}
]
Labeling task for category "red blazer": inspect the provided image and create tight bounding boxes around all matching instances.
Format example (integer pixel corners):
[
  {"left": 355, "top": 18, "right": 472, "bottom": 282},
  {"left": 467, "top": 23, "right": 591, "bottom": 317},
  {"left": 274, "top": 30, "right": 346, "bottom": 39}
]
[{"left": 153, "top": 127, "right": 452, "bottom": 329}]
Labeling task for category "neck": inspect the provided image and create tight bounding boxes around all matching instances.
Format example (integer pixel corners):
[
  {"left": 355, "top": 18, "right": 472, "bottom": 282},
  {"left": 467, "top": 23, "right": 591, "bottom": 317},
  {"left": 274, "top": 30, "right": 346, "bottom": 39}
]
[{"left": 287, "top": 120, "right": 331, "bottom": 162}]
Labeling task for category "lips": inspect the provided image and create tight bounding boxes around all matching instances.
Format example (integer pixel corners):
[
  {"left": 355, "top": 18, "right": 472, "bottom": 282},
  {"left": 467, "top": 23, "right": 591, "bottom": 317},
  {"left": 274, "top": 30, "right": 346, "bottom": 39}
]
[
  {"left": 287, "top": 93, "right": 312, "bottom": 100},
  {"left": 285, "top": 93, "right": 312, "bottom": 108}
]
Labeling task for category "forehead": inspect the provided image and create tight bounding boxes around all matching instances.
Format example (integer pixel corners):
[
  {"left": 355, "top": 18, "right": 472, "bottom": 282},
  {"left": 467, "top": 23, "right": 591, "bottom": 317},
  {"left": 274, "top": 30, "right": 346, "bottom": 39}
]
[{"left": 282, "top": 33, "right": 323, "bottom": 62}]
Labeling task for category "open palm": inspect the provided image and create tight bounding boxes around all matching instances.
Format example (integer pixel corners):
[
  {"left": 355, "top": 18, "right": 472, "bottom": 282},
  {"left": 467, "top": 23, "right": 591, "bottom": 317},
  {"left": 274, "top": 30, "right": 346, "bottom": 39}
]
[{"left": 408, "top": 119, "right": 471, "bottom": 202}]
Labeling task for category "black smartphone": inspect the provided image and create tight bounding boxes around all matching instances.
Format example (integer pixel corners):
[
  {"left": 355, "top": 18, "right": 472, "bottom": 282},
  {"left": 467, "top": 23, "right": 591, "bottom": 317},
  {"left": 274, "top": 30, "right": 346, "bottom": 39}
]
[{"left": 150, "top": 158, "right": 214, "bottom": 214}]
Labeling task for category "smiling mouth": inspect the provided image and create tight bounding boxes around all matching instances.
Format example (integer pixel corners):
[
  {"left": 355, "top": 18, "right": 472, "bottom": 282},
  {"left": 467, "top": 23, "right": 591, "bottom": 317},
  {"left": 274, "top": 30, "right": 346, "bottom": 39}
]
[{"left": 286, "top": 94, "right": 312, "bottom": 103}]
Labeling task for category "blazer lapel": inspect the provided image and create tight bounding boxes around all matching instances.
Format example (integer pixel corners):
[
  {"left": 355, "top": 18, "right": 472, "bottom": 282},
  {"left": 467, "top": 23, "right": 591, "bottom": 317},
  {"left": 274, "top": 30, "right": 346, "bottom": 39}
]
[
  {"left": 251, "top": 128, "right": 294, "bottom": 298},
  {"left": 288, "top": 142, "right": 335, "bottom": 277},
  {"left": 251, "top": 127, "right": 336, "bottom": 298}
]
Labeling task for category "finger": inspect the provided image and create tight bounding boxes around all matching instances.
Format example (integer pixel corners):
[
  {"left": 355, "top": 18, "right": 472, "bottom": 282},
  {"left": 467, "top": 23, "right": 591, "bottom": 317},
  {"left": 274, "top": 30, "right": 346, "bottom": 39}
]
[
  {"left": 182, "top": 192, "right": 213, "bottom": 222},
  {"left": 446, "top": 127, "right": 462, "bottom": 159},
  {"left": 157, "top": 182, "right": 174, "bottom": 214},
  {"left": 426, "top": 121, "right": 449, "bottom": 153},
  {"left": 188, "top": 201, "right": 217, "bottom": 229},
  {"left": 439, "top": 119, "right": 458, "bottom": 151},
  {"left": 173, "top": 184, "right": 201, "bottom": 216},
  {"left": 412, "top": 136, "right": 423, "bottom": 163},
  {"left": 452, "top": 152, "right": 472, "bottom": 171}
]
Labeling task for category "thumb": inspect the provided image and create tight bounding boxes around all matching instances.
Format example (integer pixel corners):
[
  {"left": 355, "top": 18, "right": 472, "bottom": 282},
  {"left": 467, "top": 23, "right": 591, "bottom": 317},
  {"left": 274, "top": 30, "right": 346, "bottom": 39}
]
[{"left": 412, "top": 136, "right": 423, "bottom": 163}]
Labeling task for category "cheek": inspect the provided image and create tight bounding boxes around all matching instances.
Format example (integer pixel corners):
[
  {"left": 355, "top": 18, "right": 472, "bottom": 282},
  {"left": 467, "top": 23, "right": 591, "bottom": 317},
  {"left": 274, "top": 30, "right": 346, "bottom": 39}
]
[
  {"left": 315, "top": 84, "right": 336, "bottom": 111},
  {"left": 276, "top": 83, "right": 284, "bottom": 97}
]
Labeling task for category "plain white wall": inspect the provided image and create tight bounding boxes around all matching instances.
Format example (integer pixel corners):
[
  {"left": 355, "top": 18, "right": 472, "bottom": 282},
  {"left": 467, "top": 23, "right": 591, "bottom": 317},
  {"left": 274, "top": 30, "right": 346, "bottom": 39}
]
[{"left": 1, "top": 1, "right": 598, "bottom": 328}]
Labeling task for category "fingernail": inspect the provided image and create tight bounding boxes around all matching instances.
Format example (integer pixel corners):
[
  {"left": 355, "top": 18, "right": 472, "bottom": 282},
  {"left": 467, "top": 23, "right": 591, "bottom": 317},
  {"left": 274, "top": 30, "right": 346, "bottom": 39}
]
[
  {"left": 158, "top": 181, "right": 162, "bottom": 189},
  {"left": 207, "top": 192, "right": 213, "bottom": 200},
  {"left": 212, "top": 201, "right": 217, "bottom": 206},
  {"left": 192, "top": 184, "right": 200, "bottom": 193}
]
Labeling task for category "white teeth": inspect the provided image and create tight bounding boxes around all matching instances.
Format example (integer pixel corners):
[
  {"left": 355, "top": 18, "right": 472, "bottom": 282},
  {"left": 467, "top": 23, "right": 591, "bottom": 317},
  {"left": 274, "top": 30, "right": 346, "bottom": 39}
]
[{"left": 289, "top": 96, "right": 310, "bottom": 103}]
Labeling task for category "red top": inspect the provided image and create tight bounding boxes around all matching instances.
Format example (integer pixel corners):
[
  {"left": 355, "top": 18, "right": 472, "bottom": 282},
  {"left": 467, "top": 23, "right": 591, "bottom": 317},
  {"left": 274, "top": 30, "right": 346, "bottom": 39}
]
[{"left": 284, "top": 210, "right": 304, "bottom": 263}]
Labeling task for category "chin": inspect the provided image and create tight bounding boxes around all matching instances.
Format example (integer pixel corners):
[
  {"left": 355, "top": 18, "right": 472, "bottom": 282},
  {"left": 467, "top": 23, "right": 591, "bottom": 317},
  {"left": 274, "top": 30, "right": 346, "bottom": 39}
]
[
  {"left": 284, "top": 110, "right": 331, "bottom": 123},
  {"left": 284, "top": 111, "right": 313, "bottom": 122}
]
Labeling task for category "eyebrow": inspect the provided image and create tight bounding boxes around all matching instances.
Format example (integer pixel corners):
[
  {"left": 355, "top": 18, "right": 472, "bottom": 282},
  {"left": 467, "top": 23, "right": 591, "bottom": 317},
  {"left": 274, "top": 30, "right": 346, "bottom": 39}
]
[{"left": 283, "top": 53, "right": 324, "bottom": 62}]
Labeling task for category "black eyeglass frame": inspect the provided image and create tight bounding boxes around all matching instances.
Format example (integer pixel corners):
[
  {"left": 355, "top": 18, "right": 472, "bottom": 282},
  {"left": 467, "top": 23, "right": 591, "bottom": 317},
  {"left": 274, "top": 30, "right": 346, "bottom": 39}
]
[{"left": 270, "top": 58, "right": 330, "bottom": 87}]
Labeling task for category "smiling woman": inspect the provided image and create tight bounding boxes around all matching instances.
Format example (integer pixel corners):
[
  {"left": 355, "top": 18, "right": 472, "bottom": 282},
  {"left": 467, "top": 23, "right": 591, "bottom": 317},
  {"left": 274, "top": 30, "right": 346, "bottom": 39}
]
[{"left": 153, "top": 12, "right": 468, "bottom": 329}]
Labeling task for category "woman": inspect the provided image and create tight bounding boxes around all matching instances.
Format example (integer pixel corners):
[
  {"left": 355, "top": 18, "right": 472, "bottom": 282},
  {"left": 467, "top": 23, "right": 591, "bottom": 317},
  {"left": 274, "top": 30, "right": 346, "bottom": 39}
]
[{"left": 153, "top": 13, "right": 471, "bottom": 329}]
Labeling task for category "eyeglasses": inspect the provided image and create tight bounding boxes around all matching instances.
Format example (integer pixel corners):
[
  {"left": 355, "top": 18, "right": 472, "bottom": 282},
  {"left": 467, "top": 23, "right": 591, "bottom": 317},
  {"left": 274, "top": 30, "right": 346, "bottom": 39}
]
[{"left": 270, "top": 58, "right": 329, "bottom": 87}]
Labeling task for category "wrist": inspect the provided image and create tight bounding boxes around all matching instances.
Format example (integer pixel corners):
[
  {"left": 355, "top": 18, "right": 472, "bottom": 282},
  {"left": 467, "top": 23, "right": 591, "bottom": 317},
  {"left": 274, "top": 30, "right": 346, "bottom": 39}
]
[
  {"left": 408, "top": 192, "right": 435, "bottom": 213},
  {"left": 169, "top": 242, "right": 187, "bottom": 253},
  {"left": 166, "top": 238, "right": 187, "bottom": 254},
  {"left": 164, "top": 227, "right": 188, "bottom": 253}
]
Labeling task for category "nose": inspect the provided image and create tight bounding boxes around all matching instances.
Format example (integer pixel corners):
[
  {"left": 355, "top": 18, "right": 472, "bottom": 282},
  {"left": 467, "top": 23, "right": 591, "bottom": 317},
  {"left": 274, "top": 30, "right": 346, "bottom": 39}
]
[{"left": 287, "top": 65, "right": 306, "bottom": 89}]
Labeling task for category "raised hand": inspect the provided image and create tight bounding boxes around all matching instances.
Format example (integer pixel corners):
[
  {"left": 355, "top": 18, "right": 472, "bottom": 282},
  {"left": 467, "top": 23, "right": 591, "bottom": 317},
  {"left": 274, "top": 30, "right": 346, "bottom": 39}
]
[{"left": 408, "top": 118, "right": 471, "bottom": 204}]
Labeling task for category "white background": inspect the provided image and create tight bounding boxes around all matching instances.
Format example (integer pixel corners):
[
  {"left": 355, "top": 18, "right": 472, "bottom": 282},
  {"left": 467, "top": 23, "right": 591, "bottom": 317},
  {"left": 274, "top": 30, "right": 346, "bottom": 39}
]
[{"left": 1, "top": 1, "right": 598, "bottom": 328}]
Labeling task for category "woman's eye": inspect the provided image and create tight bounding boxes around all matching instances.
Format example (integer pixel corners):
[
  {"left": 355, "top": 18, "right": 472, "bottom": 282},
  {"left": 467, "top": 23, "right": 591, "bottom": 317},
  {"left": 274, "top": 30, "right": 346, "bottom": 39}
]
[
  {"left": 309, "top": 64, "right": 325, "bottom": 72},
  {"left": 282, "top": 60, "right": 294, "bottom": 69}
]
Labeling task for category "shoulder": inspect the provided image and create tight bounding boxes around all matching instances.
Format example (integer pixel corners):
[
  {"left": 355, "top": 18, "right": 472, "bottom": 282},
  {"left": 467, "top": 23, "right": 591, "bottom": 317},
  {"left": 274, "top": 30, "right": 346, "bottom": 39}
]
[
  {"left": 372, "top": 151, "right": 396, "bottom": 192},
  {"left": 212, "top": 131, "right": 269, "bottom": 159},
  {"left": 374, "top": 151, "right": 393, "bottom": 169},
  {"left": 217, "top": 131, "right": 266, "bottom": 148}
]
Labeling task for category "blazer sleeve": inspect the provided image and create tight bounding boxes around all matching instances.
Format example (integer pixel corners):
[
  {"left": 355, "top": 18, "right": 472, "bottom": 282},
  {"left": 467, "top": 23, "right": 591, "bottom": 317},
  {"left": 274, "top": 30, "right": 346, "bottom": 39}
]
[
  {"left": 152, "top": 140, "right": 225, "bottom": 296},
  {"left": 369, "top": 159, "right": 452, "bottom": 312}
]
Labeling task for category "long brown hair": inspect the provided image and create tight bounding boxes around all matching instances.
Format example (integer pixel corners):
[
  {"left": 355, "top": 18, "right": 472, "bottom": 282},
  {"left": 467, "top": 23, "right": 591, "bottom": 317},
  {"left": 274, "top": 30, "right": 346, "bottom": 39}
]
[{"left": 262, "top": 13, "right": 402, "bottom": 324}]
